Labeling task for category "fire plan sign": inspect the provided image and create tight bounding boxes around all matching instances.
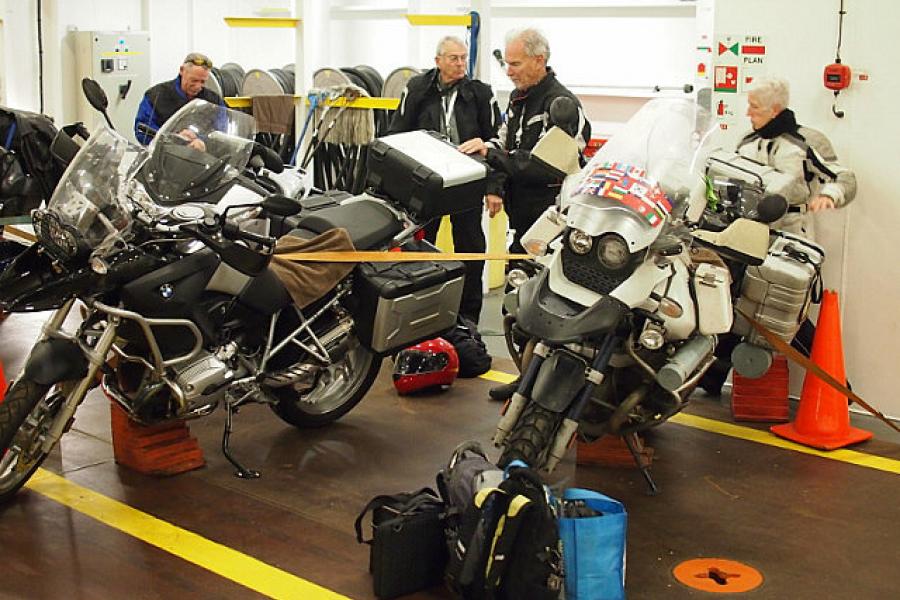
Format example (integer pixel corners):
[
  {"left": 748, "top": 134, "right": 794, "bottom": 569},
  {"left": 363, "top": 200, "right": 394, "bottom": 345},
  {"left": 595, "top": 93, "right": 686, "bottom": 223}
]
[{"left": 713, "top": 33, "right": 769, "bottom": 128}]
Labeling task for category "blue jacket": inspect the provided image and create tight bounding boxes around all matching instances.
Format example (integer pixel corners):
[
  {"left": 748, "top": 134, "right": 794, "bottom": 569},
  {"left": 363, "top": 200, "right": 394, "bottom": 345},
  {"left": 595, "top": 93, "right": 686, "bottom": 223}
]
[{"left": 134, "top": 76, "right": 223, "bottom": 144}]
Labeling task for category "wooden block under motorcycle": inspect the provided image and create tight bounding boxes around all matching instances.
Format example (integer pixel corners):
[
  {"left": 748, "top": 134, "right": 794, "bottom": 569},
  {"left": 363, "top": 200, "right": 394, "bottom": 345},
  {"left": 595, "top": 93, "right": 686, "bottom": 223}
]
[
  {"left": 110, "top": 402, "right": 205, "bottom": 476},
  {"left": 576, "top": 433, "right": 654, "bottom": 469},
  {"left": 731, "top": 354, "right": 790, "bottom": 423}
]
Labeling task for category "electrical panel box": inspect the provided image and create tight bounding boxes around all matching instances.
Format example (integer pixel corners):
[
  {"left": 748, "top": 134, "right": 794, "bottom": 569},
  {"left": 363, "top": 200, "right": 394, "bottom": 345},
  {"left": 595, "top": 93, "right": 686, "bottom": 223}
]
[{"left": 73, "top": 31, "right": 150, "bottom": 144}]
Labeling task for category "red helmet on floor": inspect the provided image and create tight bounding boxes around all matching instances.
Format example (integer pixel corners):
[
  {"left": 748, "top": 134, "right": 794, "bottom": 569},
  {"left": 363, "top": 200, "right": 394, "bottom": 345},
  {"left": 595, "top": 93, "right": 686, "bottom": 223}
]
[{"left": 392, "top": 338, "right": 459, "bottom": 395}]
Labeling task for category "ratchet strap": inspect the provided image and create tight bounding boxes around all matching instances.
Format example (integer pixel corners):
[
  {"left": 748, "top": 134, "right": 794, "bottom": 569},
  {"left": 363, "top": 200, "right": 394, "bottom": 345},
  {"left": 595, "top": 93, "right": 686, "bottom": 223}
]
[
  {"left": 278, "top": 251, "right": 531, "bottom": 262},
  {"left": 1, "top": 224, "right": 37, "bottom": 243},
  {"left": 737, "top": 308, "right": 899, "bottom": 434}
]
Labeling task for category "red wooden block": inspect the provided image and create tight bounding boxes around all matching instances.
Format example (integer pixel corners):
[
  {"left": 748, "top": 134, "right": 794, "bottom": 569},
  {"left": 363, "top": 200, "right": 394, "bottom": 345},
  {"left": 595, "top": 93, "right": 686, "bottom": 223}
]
[
  {"left": 731, "top": 355, "right": 790, "bottom": 422},
  {"left": 110, "top": 401, "right": 205, "bottom": 476}
]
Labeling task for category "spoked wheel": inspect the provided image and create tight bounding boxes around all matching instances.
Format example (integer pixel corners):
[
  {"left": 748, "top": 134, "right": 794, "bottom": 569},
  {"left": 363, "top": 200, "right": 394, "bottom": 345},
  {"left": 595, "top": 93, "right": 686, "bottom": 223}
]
[
  {"left": 498, "top": 402, "right": 564, "bottom": 470},
  {"left": 0, "top": 379, "right": 65, "bottom": 503},
  {"left": 269, "top": 336, "right": 382, "bottom": 428}
]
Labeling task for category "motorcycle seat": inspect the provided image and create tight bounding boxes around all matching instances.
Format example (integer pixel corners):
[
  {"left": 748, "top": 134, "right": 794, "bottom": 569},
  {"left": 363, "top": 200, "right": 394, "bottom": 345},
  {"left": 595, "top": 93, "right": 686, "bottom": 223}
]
[{"left": 293, "top": 198, "right": 402, "bottom": 250}]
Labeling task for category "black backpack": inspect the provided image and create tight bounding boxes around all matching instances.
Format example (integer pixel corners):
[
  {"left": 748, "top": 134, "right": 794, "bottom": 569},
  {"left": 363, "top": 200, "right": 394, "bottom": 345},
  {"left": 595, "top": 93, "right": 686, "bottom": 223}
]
[
  {"left": 444, "top": 464, "right": 564, "bottom": 600},
  {"left": 443, "top": 316, "right": 492, "bottom": 378}
]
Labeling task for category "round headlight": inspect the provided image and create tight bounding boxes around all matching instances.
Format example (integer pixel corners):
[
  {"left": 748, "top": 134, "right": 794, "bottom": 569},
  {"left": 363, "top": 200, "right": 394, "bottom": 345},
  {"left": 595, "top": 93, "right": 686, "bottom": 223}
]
[
  {"left": 568, "top": 229, "right": 593, "bottom": 255},
  {"left": 597, "top": 234, "right": 629, "bottom": 270},
  {"left": 506, "top": 268, "right": 529, "bottom": 289}
]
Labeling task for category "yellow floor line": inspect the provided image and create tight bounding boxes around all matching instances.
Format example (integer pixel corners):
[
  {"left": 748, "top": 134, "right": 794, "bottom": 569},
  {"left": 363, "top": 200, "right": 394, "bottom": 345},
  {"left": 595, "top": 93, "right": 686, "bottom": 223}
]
[
  {"left": 25, "top": 469, "right": 349, "bottom": 600},
  {"left": 670, "top": 413, "right": 900, "bottom": 475},
  {"left": 482, "top": 369, "right": 900, "bottom": 475},
  {"left": 479, "top": 369, "right": 517, "bottom": 384}
]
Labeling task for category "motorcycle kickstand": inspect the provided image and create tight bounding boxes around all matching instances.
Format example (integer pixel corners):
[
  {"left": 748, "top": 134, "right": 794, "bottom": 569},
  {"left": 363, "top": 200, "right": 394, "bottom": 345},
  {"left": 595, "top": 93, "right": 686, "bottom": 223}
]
[
  {"left": 623, "top": 432, "right": 658, "bottom": 496},
  {"left": 222, "top": 399, "right": 260, "bottom": 479}
]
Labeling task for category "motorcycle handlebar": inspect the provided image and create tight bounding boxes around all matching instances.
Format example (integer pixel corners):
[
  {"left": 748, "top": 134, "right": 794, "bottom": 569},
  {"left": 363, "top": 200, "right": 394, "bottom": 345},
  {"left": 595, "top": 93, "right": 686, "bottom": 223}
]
[
  {"left": 136, "top": 123, "right": 157, "bottom": 139},
  {"left": 221, "top": 221, "right": 276, "bottom": 248}
]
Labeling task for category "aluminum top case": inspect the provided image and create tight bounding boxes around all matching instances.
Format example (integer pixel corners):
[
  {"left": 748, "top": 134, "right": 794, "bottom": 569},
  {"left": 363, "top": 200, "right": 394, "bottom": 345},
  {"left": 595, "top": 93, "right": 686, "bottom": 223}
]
[{"left": 366, "top": 131, "right": 488, "bottom": 221}]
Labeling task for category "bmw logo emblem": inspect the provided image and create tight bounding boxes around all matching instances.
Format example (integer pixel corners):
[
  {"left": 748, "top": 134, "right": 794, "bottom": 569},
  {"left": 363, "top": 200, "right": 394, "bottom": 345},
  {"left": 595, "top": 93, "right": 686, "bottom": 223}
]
[{"left": 159, "top": 284, "right": 175, "bottom": 299}]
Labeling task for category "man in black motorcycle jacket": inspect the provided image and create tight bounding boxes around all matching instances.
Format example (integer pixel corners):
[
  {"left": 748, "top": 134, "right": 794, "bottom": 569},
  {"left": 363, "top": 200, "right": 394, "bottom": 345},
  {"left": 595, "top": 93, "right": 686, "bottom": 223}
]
[
  {"left": 387, "top": 35, "right": 501, "bottom": 324},
  {"left": 459, "top": 28, "right": 590, "bottom": 401},
  {"left": 460, "top": 28, "right": 590, "bottom": 258}
]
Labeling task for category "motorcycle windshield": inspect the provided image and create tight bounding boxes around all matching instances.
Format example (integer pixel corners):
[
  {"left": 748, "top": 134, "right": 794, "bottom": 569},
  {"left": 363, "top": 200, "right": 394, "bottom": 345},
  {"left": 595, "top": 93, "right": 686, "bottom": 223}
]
[
  {"left": 142, "top": 99, "right": 256, "bottom": 204},
  {"left": 563, "top": 98, "right": 713, "bottom": 249},
  {"left": 45, "top": 126, "right": 139, "bottom": 254}
]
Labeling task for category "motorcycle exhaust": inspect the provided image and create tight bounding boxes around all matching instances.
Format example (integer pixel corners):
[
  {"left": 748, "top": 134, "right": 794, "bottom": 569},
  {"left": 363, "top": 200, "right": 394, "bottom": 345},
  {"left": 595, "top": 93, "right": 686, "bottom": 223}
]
[
  {"left": 731, "top": 341, "right": 773, "bottom": 379},
  {"left": 656, "top": 335, "right": 716, "bottom": 391}
]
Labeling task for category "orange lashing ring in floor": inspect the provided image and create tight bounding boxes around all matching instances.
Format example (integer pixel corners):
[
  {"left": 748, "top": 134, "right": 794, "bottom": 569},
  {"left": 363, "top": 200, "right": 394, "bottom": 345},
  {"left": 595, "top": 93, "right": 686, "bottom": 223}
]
[{"left": 673, "top": 558, "right": 763, "bottom": 593}]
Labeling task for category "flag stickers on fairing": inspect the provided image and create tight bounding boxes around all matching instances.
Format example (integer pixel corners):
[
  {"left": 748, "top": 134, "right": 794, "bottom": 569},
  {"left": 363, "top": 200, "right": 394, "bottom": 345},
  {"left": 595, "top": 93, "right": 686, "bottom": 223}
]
[{"left": 573, "top": 161, "right": 673, "bottom": 227}]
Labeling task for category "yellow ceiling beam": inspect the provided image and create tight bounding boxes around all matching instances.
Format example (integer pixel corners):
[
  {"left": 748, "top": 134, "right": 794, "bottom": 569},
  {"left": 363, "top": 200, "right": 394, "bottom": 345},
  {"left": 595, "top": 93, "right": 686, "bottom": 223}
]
[
  {"left": 405, "top": 14, "right": 472, "bottom": 26},
  {"left": 224, "top": 96, "right": 401, "bottom": 110},
  {"left": 223, "top": 17, "right": 300, "bottom": 28}
]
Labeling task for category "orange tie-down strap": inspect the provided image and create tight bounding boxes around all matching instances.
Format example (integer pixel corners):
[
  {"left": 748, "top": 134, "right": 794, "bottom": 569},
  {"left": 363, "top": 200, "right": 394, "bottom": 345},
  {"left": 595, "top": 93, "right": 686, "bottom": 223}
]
[
  {"left": 277, "top": 251, "right": 532, "bottom": 262},
  {"left": 737, "top": 308, "right": 899, "bottom": 435},
  {"left": 2, "top": 225, "right": 37, "bottom": 243}
]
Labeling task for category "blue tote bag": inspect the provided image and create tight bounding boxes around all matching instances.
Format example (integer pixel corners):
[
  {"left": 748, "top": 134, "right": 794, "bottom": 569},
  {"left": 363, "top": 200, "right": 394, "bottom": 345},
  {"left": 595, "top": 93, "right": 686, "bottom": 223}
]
[{"left": 558, "top": 488, "right": 627, "bottom": 600}]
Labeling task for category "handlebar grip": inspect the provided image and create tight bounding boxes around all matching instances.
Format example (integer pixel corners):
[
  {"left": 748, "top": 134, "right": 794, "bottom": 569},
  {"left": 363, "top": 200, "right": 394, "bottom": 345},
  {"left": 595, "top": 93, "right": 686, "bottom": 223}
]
[
  {"left": 221, "top": 221, "right": 275, "bottom": 248},
  {"left": 136, "top": 123, "right": 157, "bottom": 139}
]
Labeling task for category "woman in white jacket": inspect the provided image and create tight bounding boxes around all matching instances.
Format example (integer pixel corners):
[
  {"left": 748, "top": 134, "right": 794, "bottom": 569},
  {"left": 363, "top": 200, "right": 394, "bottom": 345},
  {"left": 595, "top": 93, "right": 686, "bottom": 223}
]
[{"left": 737, "top": 77, "right": 856, "bottom": 237}]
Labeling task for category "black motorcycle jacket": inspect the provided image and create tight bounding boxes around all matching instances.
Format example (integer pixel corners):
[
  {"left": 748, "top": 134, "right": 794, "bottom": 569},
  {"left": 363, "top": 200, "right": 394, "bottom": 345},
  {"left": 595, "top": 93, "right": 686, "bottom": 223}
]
[
  {"left": 387, "top": 68, "right": 500, "bottom": 144},
  {"left": 485, "top": 68, "right": 590, "bottom": 209}
]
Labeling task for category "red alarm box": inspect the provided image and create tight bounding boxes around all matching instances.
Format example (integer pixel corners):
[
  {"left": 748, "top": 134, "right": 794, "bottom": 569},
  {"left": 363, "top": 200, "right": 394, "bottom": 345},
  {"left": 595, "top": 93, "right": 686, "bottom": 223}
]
[{"left": 824, "top": 63, "right": 851, "bottom": 90}]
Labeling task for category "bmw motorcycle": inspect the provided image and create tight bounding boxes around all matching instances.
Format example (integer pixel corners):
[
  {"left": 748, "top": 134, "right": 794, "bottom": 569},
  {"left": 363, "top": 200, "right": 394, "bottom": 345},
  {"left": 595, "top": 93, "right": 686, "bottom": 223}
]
[
  {"left": 493, "top": 99, "right": 787, "bottom": 483},
  {"left": 0, "top": 99, "right": 468, "bottom": 500}
]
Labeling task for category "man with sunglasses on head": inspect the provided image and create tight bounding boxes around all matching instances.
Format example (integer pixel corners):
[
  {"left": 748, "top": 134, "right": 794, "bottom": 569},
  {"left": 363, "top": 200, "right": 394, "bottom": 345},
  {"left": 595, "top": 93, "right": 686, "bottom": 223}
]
[
  {"left": 134, "top": 52, "right": 224, "bottom": 147},
  {"left": 387, "top": 35, "right": 501, "bottom": 325}
]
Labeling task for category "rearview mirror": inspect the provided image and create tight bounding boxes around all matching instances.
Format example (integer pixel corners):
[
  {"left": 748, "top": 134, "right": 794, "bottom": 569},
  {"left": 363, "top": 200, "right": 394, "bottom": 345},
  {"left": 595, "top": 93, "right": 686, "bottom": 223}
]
[
  {"left": 261, "top": 194, "right": 302, "bottom": 217},
  {"left": 81, "top": 78, "right": 108, "bottom": 112}
]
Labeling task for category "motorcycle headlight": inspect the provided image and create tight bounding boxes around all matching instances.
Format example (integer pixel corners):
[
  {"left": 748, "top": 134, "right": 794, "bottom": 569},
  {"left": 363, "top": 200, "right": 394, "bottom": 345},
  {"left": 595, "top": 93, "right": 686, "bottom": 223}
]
[
  {"left": 506, "top": 268, "right": 529, "bottom": 289},
  {"left": 597, "top": 234, "right": 629, "bottom": 270},
  {"left": 568, "top": 229, "right": 593, "bottom": 255},
  {"left": 36, "top": 211, "right": 80, "bottom": 259}
]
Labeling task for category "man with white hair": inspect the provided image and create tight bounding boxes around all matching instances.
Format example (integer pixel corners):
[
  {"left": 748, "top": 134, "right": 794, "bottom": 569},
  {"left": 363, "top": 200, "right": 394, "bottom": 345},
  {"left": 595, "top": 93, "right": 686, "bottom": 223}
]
[
  {"left": 388, "top": 36, "right": 500, "bottom": 324},
  {"left": 461, "top": 28, "right": 590, "bottom": 247},
  {"left": 737, "top": 76, "right": 856, "bottom": 236},
  {"left": 459, "top": 28, "right": 591, "bottom": 402}
]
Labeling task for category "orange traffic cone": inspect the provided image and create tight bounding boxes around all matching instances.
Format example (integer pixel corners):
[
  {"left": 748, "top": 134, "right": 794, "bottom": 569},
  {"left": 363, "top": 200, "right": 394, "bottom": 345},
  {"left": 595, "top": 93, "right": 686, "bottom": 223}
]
[{"left": 771, "top": 290, "right": 872, "bottom": 450}]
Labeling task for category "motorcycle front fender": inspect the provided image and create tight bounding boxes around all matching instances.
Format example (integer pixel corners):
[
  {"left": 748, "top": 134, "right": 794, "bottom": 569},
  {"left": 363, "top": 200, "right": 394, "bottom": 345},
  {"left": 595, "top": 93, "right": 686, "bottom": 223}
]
[
  {"left": 516, "top": 269, "right": 630, "bottom": 344},
  {"left": 531, "top": 350, "right": 587, "bottom": 413},
  {"left": 22, "top": 338, "right": 90, "bottom": 386}
]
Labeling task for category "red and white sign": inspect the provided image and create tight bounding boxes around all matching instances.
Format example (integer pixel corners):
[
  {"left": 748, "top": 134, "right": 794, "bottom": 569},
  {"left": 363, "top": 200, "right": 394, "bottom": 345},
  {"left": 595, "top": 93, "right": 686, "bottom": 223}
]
[{"left": 714, "top": 65, "right": 739, "bottom": 93}]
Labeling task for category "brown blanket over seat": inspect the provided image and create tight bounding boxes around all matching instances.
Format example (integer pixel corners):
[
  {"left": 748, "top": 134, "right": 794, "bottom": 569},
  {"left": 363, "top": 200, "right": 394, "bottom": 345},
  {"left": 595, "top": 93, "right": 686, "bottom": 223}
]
[{"left": 270, "top": 228, "right": 356, "bottom": 308}]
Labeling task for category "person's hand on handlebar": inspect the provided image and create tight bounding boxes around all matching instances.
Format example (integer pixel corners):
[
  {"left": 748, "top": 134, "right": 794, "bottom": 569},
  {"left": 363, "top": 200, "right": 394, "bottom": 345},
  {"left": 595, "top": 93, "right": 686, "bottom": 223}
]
[{"left": 178, "top": 128, "right": 206, "bottom": 152}]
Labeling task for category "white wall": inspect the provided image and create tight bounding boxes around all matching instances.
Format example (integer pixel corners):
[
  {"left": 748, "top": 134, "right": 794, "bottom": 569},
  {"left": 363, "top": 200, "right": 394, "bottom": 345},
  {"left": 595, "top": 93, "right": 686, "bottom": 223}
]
[
  {"left": 0, "top": 0, "right": 299, "bottom": 125},
  {"left": 714, "top": 0, "right": 900, "bottom": 418}
]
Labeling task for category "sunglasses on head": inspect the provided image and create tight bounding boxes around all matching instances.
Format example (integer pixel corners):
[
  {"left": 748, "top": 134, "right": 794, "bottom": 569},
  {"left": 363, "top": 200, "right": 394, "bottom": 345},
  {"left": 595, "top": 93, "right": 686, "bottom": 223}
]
[{"left": 186, "top": 56, "right": 212, "bottom": 69}]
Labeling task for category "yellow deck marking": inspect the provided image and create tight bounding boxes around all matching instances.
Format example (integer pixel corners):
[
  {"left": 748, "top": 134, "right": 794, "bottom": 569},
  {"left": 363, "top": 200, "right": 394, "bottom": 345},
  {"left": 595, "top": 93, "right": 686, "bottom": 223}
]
[
  {"left": 670, "top": 413, "right": 900, "bottom": 475},
  {"left": 479, "top": 369, "right": 517, "bottom": 384},
  {"left": 481, "top": 370, "right": 900, "bottom": 475},
  {"left": 25, "top": 469, "right": 349, "bottom": 600}
]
